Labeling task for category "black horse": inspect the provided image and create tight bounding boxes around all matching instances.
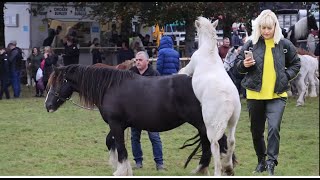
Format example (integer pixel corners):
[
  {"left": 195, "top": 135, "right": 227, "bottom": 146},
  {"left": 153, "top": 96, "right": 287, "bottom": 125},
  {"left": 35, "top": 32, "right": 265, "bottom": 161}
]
[{"left": 45, "top": 64, "right": 236, "bottom": 176}]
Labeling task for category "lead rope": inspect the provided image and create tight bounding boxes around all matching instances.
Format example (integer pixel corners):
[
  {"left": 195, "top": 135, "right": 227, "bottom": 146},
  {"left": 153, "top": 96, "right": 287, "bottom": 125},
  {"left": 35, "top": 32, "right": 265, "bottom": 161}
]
[{"left": 69, "top": 98, "right": 100, "bottom": 111}]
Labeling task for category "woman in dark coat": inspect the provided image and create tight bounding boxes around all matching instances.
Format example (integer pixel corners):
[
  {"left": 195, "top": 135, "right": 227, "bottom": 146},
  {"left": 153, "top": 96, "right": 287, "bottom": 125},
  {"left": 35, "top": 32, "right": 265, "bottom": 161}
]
[{"left": 27, "top": 47, "right": 44, "bottom": 97}]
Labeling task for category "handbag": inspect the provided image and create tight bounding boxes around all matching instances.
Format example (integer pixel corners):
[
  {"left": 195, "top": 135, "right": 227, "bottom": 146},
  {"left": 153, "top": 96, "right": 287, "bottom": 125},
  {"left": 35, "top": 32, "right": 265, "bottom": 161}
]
[{"left": 36, "top": 68, "right": 43, "bottom": 81}]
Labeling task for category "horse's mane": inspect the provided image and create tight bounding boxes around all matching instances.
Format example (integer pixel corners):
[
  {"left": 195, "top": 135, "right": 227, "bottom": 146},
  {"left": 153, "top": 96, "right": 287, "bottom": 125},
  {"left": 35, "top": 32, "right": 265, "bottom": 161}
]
[
  {"left": 289, "top": 17, "right": 308, "bottom": 42},
  {"left": 48, "top": 64, "right": 136, "bottom": 108},
  {"left": 196, "top": 16, "right": 218, "bottom": 48}
]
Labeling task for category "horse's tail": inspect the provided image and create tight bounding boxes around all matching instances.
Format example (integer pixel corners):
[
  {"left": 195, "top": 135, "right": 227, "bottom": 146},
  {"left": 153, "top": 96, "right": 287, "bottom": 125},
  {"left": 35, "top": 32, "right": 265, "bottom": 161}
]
[
  {"left": 179, "top": 133, "right": 202, "bottom": 169},
  {"left": 179, "top": 133, "right": 239, "bottom": 169}
]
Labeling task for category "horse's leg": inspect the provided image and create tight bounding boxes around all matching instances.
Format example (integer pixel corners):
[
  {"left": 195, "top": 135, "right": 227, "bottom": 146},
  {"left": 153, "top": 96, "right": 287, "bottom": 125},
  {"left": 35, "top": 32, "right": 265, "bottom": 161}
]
[
  {"left": 222, "top": 109, "right": 240, "bottom": 176},
  {"left": 314, "top": 74, "right": 319, "bottom": 96},
  {"left": 106, "top": 131, "right": 118, "bottom": 169},
  {"left": 296, "top": 73, "right": 307, "bottom": 106},
  {"left": 178, "top": 56, "right": 196, "bottom": 76},
  {"left": 307, "top": 71, "right": 317, "bottom": 97},
  {"left": 201, "top": 104, "right": 229, "bottom": 176},
  {"left": 111, "top": 124, "right": 132, "bottom": 176}
]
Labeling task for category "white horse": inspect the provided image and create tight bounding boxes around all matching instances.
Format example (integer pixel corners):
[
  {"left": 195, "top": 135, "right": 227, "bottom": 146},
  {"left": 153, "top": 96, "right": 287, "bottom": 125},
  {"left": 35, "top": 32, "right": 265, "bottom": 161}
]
[
  {"left": 179, "top": 17, "right": 241, "bottom": 176},
  {"left": 289, "top": 54, "right": 319, "bottom": 106}
]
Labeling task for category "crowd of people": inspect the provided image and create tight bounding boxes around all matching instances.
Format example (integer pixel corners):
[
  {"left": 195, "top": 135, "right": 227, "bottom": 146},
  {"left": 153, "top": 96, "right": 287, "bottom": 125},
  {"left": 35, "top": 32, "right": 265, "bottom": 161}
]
[
  {"left": 0, "top": 32, "right": 82, "bottom": 99},
  {"left": 0, "top": 40, "right": 24, "bottom": 99}
]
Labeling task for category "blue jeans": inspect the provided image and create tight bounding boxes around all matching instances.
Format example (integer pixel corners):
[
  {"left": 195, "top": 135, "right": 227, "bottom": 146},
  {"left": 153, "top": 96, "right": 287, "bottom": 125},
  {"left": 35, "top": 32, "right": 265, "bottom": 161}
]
[
  {"left": 11, "top": 70, "right": 21, "bottom": 98},
  {"left": 131, "top": 127, "right": 163, "bottom": 166}
]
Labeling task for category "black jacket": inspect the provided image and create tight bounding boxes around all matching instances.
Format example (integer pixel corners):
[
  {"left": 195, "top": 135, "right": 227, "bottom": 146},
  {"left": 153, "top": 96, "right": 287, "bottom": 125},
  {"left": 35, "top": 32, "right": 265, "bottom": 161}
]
[
  {"left": 43, "top": 54, "right": 58, "bottom": 82},
  {"left": 63, "top": 43, "right": 80, "bottom": 65},
  {"left": 129, "top": 64, "right": 160, "bottom": 77},
  {"left": 0, "top": 53, "right": 10, "bottom": 79},
  {"left": 235, "top": 37, "right": 301, "bottom": 94},
  {"left": 8, "top": 47, "right": 23, "bottom": 71}
]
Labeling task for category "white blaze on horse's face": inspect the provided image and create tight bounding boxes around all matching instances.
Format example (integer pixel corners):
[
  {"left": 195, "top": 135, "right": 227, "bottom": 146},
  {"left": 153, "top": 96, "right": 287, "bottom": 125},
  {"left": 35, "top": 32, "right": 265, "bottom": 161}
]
[
  {"left": 44, "top": 87, "right": 51, "bottom": 107},
  {"left": 44, "top": 87, "right": 55, "bottom": 113}
]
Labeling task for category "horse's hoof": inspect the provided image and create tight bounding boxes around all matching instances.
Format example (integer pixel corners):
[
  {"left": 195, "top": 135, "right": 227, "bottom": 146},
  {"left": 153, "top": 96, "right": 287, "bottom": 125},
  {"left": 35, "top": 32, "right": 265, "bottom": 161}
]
[
  {"left": 309, "top": 93, "right": 317, "bottom": 98},
  {"left": 223, "top": 169, "right": 234, "bottom": 176},
  {"left": 113, "top": 170, "right": 132, "bottom": 176},
  {"left": 191, "top": 166, "right": 209, "bottom": 175}
]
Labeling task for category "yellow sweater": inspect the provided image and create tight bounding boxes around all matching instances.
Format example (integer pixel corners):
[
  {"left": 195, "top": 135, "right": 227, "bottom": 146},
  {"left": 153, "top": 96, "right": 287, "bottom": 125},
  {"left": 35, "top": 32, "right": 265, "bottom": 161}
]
[{"left": 247, "top": 39, "right": 287, "bottom": 99}]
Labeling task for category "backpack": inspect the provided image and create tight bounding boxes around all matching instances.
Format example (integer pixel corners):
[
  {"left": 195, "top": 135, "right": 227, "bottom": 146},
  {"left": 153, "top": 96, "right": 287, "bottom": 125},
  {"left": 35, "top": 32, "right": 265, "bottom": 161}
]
[
  {"left": 16, "top": 47, "right": 24, "bottom": 61},
  {"left": 16, "top": 47, "right": 24, "bottom": 69}
]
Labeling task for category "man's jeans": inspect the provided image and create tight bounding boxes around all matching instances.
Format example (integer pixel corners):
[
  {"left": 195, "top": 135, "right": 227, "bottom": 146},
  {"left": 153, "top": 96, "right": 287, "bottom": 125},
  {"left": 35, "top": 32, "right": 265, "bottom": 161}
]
[
  {"left": 11, "top": 70, "right": 21, "bottom": 98},
  {"left": 131, "top": 127, "right": 163, "bottom": 166}
]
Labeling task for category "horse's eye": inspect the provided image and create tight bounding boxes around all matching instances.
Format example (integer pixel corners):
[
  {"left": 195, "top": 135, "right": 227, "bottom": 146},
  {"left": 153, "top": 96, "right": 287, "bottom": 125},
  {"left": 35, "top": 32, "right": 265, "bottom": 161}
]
[{"left": 55, "top": 92, "right": 59, "bottom": 96}]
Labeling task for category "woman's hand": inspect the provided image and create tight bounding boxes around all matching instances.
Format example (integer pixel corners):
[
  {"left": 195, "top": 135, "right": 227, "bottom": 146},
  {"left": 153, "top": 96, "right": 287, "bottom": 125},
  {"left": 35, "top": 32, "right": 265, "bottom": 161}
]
[{"left": 243, "top": 57, "right": 256, "bottom": 68}]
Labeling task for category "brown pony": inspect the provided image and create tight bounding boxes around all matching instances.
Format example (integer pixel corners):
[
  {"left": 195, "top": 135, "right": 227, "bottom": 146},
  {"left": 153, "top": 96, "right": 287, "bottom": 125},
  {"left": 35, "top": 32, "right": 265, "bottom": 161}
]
[{"left": 93, "top": 59, "right": 135, "bottom": 70}]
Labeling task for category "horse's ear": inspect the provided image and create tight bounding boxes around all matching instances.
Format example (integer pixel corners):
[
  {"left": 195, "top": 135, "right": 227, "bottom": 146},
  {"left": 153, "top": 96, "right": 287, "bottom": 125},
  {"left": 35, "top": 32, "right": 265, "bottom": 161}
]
[
  {"left": 195, "top": 20, "right": 200, "bottom": 29},
  {"left": 212, "top": 19, "right": 219, "bottom": 28}
]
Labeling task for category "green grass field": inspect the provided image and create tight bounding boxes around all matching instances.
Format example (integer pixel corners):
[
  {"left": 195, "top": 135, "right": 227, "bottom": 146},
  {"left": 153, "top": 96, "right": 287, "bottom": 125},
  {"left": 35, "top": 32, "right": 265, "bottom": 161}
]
[{"left": 0, "top": 86, "right": 318, "bottom": 176}]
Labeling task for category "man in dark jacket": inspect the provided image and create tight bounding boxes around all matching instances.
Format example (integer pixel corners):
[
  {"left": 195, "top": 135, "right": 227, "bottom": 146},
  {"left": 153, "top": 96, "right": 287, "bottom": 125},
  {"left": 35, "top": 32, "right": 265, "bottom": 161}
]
[
  {"left": 63, "top": 36, "right": 80, "bottom": 66},
  {"left": 43, "top": 28, "right": 56, "bottom": 47},
  {"left": 8, "top": 42, "right": 23, "bottom": 98},
  {"left": 129, "top": 51, "right": 166, "bottom": 171},
  {"left": 117, "top": 40, "right": 134, "bottom": 64},
  {"left": 156, "top": 36, "right": 180, "bottom": 75},
  {"left": 231, "top": 30, "right": 243, "bottom": 49},
  {"left": 0, "top": 48, "right": 10, "bottom": 99}
]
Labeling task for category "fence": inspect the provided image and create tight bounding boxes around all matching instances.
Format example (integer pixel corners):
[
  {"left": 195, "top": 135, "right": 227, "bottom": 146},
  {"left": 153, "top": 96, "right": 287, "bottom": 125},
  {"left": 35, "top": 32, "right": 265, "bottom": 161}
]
[
  {"left": 21, "top": 45, "right": 189, "bottom": 66},
  {"left": 296, "top": 38, "right": 319, "bottom": 52}
]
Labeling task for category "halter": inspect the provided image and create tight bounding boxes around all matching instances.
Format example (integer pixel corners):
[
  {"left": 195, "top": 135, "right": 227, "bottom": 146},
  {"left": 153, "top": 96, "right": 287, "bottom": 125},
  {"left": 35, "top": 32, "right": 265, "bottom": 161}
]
[
  {"left": 52, "top": 74, "right": 99, "bottom": 111},
  {"left": 51, "top": 78, "right": 71, "bottom": 103}
]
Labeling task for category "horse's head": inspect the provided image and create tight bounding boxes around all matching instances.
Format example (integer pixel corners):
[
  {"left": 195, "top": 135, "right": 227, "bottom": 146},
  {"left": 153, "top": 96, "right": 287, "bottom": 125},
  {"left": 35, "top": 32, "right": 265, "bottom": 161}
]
[
  {"left": 195, "top": 16, "right": 219, "bottom": 47},
  {"left": 308, "top": 15, "right": 318, "bottom": 31},
  {"left": 45, "top": 66, "right": 74, "bottom": 112},
  {"left": 224, "top": 46, "right": 241, "bottom": 71}
]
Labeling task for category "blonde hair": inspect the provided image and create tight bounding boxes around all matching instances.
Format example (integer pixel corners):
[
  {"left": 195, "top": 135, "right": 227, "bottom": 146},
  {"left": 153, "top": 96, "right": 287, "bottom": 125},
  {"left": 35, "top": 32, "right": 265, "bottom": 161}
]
[
  {"left": 44, "top": 46, "right": 54, "bottom": 55},
  {"left": 251, "top": 9, "right": 283, "bottom": 45}
]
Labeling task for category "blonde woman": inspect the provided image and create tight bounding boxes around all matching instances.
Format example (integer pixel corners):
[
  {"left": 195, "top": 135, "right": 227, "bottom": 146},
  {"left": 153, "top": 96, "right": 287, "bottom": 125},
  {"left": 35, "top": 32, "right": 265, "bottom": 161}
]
[
  {"left": 42, "top": 46, "right": 58, "bottom": 92},
  {"left": 235, "top": 10, "right": 301, "bottom": 175}
]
